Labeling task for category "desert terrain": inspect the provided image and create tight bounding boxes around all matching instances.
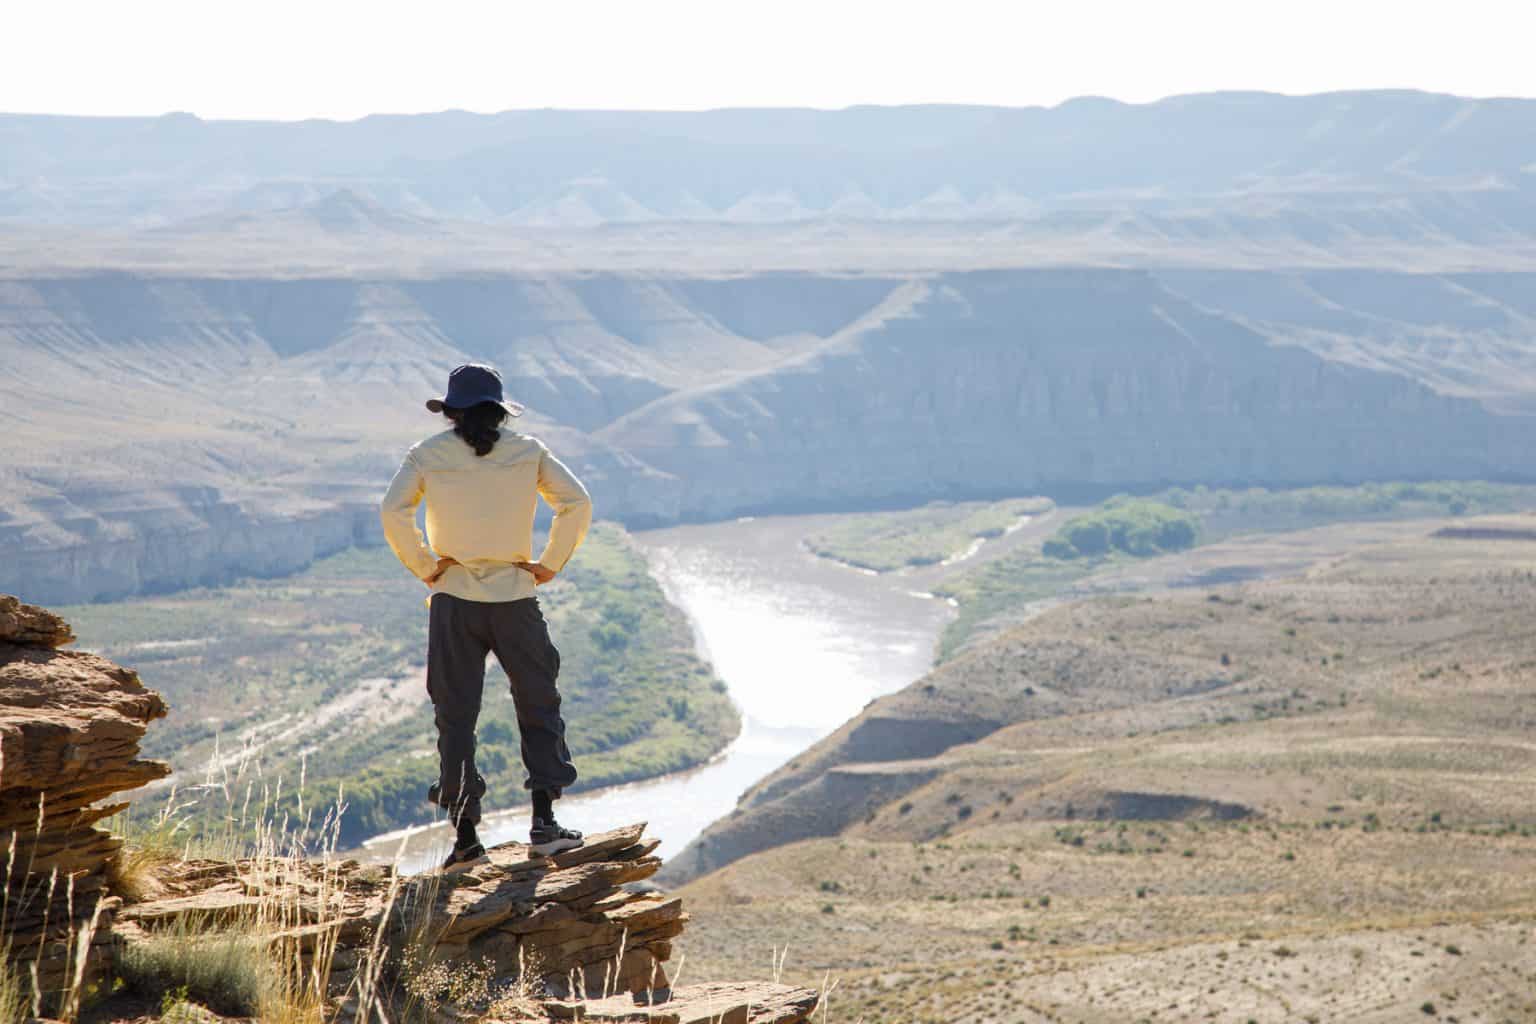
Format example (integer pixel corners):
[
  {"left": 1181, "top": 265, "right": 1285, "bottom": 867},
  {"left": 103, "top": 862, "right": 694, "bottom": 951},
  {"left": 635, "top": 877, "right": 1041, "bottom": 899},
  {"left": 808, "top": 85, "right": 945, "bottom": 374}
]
[{"left": 671, "top": 519, "right": 1536, "bottom": 1022}]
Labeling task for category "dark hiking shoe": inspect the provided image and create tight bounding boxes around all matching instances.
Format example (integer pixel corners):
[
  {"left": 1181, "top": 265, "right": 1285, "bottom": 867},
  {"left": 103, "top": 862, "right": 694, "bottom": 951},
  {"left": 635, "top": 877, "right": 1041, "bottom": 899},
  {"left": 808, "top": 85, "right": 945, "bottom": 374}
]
[
  {"left": 441, "top": 842, "right": 487, "bottom": 873},
  {"left": 530, "top": 817, "right": 583, "bottom": 856}
]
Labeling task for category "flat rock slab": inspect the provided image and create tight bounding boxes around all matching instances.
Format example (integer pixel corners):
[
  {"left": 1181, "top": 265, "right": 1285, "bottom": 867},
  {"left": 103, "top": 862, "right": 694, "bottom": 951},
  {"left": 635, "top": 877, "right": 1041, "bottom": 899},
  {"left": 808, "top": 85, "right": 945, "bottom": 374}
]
[{"left": 541, "top": 982, "right": 819, "bottom": 1024}]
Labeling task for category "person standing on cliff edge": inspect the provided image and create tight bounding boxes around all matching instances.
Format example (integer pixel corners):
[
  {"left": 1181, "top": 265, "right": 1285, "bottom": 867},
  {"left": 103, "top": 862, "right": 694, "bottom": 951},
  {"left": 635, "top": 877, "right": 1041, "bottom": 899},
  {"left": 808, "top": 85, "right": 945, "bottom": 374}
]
[{"left": 381, "top": 363, "right": 591, "bottom": 870}]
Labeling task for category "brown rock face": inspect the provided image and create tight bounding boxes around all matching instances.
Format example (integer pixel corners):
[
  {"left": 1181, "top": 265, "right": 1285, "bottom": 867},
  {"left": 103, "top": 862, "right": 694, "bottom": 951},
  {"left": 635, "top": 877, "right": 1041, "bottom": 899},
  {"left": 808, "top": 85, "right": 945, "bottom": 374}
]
[
  {"left": 0, "top": 595, "right": 75, "bottom": 649},
  {"left": 0, "top": 594, "right": 170, "bottom": 1006}
]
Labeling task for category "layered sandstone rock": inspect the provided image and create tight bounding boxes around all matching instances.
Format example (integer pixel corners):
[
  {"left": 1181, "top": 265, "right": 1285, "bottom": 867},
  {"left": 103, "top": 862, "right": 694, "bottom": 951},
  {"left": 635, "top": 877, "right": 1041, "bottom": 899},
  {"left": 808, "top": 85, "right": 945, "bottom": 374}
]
[
  {"left": 114, "top": 823, "right": 816, "bottom": 1022},
  {"left": 1, "top": 597, "right": 815, "bottom": 1022},
  {"left": 0, "top": 594, "right": 171, "bottom": 1002}
]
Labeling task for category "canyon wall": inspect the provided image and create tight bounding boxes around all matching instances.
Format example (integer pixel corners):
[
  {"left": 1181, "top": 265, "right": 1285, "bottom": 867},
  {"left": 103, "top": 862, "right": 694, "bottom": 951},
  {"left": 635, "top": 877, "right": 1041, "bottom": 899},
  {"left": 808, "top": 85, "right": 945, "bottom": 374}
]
[{"left": 3, "top": 268, "right": 1536, "bottom": 602}]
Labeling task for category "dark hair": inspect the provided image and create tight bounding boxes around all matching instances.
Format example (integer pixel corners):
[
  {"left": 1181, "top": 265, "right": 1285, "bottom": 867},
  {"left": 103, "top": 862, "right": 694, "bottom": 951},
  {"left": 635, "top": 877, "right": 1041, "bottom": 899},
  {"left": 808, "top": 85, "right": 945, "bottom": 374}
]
[{"left": 443, "top": 402, "right": 508, "bottom": 457}]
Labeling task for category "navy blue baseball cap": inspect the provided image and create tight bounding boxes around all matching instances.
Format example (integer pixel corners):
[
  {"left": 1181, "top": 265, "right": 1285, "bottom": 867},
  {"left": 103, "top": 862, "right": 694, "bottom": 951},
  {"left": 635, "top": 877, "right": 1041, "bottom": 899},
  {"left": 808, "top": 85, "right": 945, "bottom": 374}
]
[{"left": 426, "top": 363, "right": 525, "bottom": 416}]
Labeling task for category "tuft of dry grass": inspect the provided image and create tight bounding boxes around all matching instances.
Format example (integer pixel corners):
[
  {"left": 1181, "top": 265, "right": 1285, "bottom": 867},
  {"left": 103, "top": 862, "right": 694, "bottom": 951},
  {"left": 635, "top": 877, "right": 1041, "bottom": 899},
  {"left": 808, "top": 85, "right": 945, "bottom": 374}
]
[
  {"left": 0, "top": 952, "right": 27, "bottom": 1023},
  {"left": 117, "top": 917, "right": 268, "bottom": 1016}
]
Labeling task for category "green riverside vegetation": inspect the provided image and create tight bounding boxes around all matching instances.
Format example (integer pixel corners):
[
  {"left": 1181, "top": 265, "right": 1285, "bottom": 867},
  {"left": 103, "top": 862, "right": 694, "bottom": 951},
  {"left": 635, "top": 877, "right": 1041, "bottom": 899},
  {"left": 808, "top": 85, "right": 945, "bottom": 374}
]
[
  {"left": 64, "top": 523, "right": 738, "bottom": 848},
  {"left": 1040, "top": 498, "right": 1199, "bottom": 559}
]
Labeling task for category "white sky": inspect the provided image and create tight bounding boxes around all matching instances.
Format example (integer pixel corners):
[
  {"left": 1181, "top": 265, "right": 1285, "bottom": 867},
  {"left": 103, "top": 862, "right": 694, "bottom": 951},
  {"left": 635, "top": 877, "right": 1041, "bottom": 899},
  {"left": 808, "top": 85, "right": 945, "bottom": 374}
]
[{"left": 5, "top": 0, "right": 1534, "bottom": 120}]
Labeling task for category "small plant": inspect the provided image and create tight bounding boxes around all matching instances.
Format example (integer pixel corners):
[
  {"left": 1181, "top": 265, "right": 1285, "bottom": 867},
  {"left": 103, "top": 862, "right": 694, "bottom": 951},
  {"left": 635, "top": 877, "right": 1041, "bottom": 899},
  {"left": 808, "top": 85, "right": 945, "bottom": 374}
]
[
  {"left": 158, "top": 986, "right": 208, "bottom": 1023},
  {"left": 820, "top": 903, "right": 835, "bottom": 915}
]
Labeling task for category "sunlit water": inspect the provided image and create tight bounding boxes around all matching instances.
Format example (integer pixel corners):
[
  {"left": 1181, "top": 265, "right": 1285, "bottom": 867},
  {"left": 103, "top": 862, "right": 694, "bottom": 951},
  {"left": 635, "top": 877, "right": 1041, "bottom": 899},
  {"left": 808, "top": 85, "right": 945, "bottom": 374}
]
[{"left": 361, "top": 513, "right": 952, "bottom": 872}]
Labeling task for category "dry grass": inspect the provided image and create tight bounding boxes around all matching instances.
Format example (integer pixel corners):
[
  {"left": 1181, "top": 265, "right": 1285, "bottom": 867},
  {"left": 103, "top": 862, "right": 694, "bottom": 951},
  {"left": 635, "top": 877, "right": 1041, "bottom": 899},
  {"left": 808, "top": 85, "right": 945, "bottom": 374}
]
[
  {"left": 117, "top": 919, "right": 269, "bottom": 1016},
  {"left": 0, "top": 953, "right": 28, "bottom": 1023}
]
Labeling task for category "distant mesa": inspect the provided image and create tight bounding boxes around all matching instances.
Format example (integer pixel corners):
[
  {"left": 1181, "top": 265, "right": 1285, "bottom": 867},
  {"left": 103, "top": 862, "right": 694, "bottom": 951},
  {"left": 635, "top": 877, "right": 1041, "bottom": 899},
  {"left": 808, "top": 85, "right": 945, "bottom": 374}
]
[
  {"left": 162, "top": 186, "right": 445, "bottom": 236},
  {"left": 6, "top": 90, "right": 1536, "bottom": 235}
]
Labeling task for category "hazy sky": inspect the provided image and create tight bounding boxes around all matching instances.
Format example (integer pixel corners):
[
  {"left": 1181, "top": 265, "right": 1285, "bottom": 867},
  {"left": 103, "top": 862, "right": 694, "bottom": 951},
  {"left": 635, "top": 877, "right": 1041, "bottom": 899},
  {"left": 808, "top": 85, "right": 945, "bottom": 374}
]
[{"left": 6, "top": 0, "right": 1534, "bottom": 120}]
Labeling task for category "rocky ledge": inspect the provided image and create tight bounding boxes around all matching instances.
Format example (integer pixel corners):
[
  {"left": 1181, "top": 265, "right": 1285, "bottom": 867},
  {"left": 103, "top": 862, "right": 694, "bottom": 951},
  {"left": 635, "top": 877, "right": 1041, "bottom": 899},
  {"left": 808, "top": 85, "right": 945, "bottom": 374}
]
[
  {"left": 1, "top": 594, "right": 818, "bottom": 1023},
  {"left": 116, "top": 822, "right": 818, "bottom": 1022}
]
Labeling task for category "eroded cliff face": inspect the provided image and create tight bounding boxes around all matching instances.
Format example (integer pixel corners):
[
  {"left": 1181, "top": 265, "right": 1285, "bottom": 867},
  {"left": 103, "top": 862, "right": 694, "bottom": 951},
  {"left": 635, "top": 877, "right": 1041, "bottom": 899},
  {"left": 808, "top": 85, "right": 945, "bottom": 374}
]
[
  {"left": 4, "top": 268, "right": 1536, "bottom": 602},
  {"left": 0, "top": 488, "right": 381, "bottom": 605},
  {"left": 596, "top": 270, "right": 1535, "bottom": 522}
]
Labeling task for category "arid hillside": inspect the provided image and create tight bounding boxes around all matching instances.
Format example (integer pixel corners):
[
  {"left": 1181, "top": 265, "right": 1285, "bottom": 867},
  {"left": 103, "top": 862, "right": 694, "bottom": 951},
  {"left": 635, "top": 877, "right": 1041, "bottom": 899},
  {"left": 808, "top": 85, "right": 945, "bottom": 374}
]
[{"left": 670, "top": 519, "right": 1536, "bottom": 1022}]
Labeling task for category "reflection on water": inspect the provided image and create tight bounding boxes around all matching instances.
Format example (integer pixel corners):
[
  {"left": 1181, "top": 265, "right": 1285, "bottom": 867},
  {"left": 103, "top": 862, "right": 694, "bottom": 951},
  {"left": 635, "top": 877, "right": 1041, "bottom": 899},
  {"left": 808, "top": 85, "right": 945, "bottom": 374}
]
[{"left": 362, "top": 513, "right": 951, "bottom": 872}]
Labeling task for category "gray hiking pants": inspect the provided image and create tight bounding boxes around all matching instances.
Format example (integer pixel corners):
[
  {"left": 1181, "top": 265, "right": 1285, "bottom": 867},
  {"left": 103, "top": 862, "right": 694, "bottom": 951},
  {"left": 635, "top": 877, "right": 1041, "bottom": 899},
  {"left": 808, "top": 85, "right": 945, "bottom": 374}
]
[{"left": 426, "top": 593, "right": 577, "bottom": 825}]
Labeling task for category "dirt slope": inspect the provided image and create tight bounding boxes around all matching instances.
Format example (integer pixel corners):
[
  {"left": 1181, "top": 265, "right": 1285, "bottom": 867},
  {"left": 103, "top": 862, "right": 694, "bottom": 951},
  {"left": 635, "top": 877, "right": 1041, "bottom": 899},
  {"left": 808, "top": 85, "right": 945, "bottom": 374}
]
[{"left": 670, "top": 522, "right": 1536, "bottom": 1022}]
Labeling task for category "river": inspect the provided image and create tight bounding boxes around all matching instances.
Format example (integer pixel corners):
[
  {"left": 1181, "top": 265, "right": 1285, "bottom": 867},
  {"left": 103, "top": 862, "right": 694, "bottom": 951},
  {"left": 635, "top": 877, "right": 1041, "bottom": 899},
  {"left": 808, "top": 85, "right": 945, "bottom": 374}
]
[{"left": 361, "top": 513, "right": 954, "bottom": 872}]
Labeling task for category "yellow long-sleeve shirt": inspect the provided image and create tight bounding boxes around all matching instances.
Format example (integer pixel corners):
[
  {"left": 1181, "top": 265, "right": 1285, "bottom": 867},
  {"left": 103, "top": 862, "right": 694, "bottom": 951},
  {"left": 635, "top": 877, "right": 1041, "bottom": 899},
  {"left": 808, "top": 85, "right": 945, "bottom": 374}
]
[{"left": 380, "top": 428, "right": 593, "bottom": 603}]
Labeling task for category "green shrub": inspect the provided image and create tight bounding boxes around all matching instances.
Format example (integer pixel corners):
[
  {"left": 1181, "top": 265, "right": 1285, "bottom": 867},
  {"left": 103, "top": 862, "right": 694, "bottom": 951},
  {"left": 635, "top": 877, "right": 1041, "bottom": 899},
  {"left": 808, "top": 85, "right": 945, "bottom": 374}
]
[{"left": 1045, "top": 500, "right": 1200, "bottom": 560}]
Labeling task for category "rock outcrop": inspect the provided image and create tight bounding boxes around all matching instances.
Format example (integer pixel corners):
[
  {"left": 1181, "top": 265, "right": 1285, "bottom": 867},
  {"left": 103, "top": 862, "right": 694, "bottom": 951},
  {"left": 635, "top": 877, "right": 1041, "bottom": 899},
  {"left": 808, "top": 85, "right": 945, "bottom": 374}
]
[
  {"left": 113, "top": 823, "right": 817, "bottom": 1022},
  {"left": 1, "top": 597, "right": 816, "bottom": 1022},
  {"left": 0, "top": 595, "right": 171, "bottom": 1002}
]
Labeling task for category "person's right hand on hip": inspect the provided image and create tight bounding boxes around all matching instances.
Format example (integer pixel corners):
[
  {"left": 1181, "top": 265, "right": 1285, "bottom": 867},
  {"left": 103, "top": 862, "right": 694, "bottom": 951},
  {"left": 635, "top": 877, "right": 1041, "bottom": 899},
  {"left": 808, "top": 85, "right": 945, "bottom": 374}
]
[{"left": 514, "top": 561, "right": 556, "bottom": 585}]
